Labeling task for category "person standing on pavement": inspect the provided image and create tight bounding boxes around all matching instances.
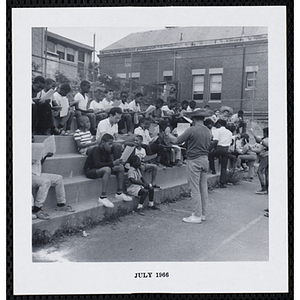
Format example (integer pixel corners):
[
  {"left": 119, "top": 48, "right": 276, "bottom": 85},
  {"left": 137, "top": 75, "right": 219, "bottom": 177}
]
[
  {"left": 212, "top": 119, "right": 233, "bottom": 188},
  {"left": 169, "top": 109, "right": 212, "bottom": 224}
]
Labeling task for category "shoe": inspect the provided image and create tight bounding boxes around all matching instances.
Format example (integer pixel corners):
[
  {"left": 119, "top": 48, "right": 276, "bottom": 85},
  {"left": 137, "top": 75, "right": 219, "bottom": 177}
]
[
  {"left": 182, "top": 213, "right": 202, "bottom": 224},
  {"left": 35, "top": 210, "right": 50, "bottom": 220},
  {"left": 264, "top": 212, "right": 269, "bottom": 217},
  {"left": 219, "top": 184, "right": 227, "bottom": 188},
  {"left": 32, "top": 214, "right": 37, "bottom": 220},
  {"left": 255, "top": 189, "right": 268, "bottom": 195},
  {"left": 152, "top": 184, "right": 161, "bottom": 189},
  {"left": 115, "top": 193, "right": 132, "bottom": 202},
  {"left": 148, "top": 204, "right": 160, "bottom": 210},
  {"left": 51, "top": 127, "right": 61, "bottom": 135},
  {"left": 201, "top": 215, "right": 206, "bottom": 221},
  {"left": 264, "top": 208, "right": 269, "bottom": 212},
  {"left": 98, "top": 197, "right": 114, "bottom": 208},
  {"left": 60, "top": 130, "right": 66, "bottom": 135},
  {"left": 64, "top": 130, "right": 72, "bottom": 136},
  {"left": 55, "top": 204, "right": 75, "bottom": 212},
  {"left": 136, "top": 207, "right": 145, "bottom": 216},
  {"left": 212, "top": 170, "right": 216, "bottom": 174}
]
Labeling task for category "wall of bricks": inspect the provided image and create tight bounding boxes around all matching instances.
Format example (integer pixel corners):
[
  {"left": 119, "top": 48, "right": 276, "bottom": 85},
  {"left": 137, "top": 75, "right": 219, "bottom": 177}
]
[{"left": 99, "top": 39, "right": 268, "bottom": 113}]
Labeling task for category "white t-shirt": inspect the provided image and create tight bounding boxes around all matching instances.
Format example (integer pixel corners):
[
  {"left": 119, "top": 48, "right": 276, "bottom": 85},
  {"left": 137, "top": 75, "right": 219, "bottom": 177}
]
[
  {"left": 213, "top": 126, "right": 233, "bottom": 147},
  {"left": 134, "top": 126, "right": 152, "bottom": 145},
  {"left": 135, "top": 147, "right": 146, "bottom": 160},
  {"left": 89, "top": 100, "right": 104, "bottom": 112},
  {"left": 100, "top": 98, "right": 113, "bottom": 111},
  {"left": 161, "top": 105, "right": 174, "bottom": 116},
  {"left": 128, "top": 100, "right": 141, "bottom": 112},
  {"left": 119, "top": 101, "right": 130, "bottom": 112},
  {"left": 52, "top": 92, "right": 69, "bottom": 117},
  {"left": 74, "top": 92, "right": 88, "bottom": 110},
  {"left": 96, "top": 117, "right": 118, "bottom": 140}
]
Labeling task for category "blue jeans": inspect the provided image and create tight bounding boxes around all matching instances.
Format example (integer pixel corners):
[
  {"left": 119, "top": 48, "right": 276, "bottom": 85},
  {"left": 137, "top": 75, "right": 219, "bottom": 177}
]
[{"left": 186, "top": 156, "right": 209, "bottom": 217}]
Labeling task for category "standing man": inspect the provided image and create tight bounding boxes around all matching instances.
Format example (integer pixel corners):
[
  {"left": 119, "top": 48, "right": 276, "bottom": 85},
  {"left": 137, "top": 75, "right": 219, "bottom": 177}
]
[
  {"left": 170, "top": 109, "right": 212, "bottom": 224},
  {"left": 212, "top": 119, "right": 233, "bottom": 188},
  {"left": 72, "top": 80, "right": 97, "bottom": 135}
]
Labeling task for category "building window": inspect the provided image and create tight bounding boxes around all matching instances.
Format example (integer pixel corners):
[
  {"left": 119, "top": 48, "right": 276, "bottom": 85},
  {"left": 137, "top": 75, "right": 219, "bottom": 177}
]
[
  {"left": 209, "top": 74, "right": 222, "bottom": 100},
  {"left": 163, "top": 71, "right": 173, "bottom": 82},
  {"left": 66, "top": 48, "right": 75, "bottom": 62},
  {"left": 116, "top": 73, "right": 126, "bottom": 79},
  {"left": 245, "top": 66, "right": 258, "bottom": 89},
  {"left": 67, "top": 54, "right": 74, "bottom": 62},
  {"left": 47, "top": 41, "right": 55, "bottom": 53},
  {"left": 129, "top": 72, "right": 140, "bottom": 81},
  {"left": 57, "top": 51, "right": 65, "bottom": 60},
  {"left": 192, "top": 75, "right": 204, "bottom": 100},
  {"left": 125, "top": 58, "right": 131, "bottom": 67},
  {"left": 78, "top": 50, "right": 85, "bottom": 63},
  {"left": 56, "top": 44, "right": 65, "bottom": 60}
]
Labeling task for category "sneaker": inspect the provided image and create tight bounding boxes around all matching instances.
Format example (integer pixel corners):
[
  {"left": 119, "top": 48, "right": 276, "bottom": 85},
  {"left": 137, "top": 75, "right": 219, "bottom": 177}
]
[
  {"left": 98, "top": 197, "right": 114, "bottom": 208},
  {"left": 136, "top": 207, "right": 145, "bottom": 216},
  {"left": 148, "top": 204, "right": 160, "bottom": 210},
  {"left": 255, "top": 189, "right": 268, "bottom": 195},
  {"left": 51, "top": 127, "right": 61, "bottom": 135},
  {"left": 55, "top": 204, "right": 75, "bottom": 212},
  {"left": 212, "top": 170, "right": 216, "bottom": 175},
  {"left": 32, "top": 214, "right": 37, "bottom": 220},
  {"left": 152, "top": 184, "right": 161, "bottom": 189},
  {"left": 219, "top": 184, "right": 227, "bottom": 188},
  {"left": 182, "top": 214, "right": 202, "bottom": 224},
  {"left": 35, "top": 210, "right": 50, "bottom": 220},
  {"left": 115, "top": 193, "right": 132, "bottom": 201},
  {"left": 201, "top": 215, "right": 206, "bottom": 221}
]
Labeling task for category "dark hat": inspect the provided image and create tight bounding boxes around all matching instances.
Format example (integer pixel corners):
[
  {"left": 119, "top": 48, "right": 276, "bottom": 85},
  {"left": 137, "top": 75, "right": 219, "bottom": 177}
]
[{"left": 183, "top": 108, "right": 212, "bottom": 118}]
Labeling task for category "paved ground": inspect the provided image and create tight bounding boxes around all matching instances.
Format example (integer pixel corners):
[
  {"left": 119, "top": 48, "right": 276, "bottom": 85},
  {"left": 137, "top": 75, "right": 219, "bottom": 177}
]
[{"left": 32, "top": 177, "right": 269, "bottom": 262}]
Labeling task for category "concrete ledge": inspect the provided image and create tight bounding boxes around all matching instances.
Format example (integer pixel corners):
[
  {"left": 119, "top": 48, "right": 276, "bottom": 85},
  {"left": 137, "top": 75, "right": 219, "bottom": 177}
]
[{"left": 32, "top": 182, "right": 189, "bottom": 237}]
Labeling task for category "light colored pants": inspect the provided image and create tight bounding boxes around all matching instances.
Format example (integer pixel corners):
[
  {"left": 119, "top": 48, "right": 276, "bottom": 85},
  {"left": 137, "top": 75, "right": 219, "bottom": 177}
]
[
  {"left": 186, "top": 156, "right": 209, "bottom": 217},
  {"left": 32, "top": 173, "right": 66, "bottom": 208},
  {"left": 237, "top": 154, "right": 256, "bottom": 178}
]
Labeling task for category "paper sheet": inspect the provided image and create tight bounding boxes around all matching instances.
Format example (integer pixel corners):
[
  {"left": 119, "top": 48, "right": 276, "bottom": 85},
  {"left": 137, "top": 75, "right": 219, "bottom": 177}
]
[
  {"left": 32, "top": 143, "right": 44, "bottom": 161},
  {"left": 120, "top": 146, "right": 135, "bottom": 162},
  {"left": 183, "top": 116, "right": 193, "bottom": 123},
  {"left": 42, "top": 135, "right": 56, "bottom": 156},
  {"left": 177, "top": 123, "right": 191, "bottom": 136},
  {"left": 149, "top": 123, "right": 159, "bottom": 136},
  {"left": 145, "top": 105, "right": 156, "bottom": 114},
  {"left": 40, "top": 89, "right": 55, "bottom": 101}
]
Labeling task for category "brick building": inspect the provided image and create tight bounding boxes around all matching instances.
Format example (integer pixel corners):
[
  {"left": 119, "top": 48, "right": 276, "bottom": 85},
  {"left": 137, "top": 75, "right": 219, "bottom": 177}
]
[
  {"left": 32, "top": 28, "right": 94, "bottom": 81},
  {"left": 98, "top": 27, "right": 268, "bottom": 114}
]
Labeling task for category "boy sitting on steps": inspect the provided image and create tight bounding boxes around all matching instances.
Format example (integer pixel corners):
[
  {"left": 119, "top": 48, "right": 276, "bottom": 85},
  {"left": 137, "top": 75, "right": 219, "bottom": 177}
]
[
  {"left": 84, "top": 133, "right": 132, "bottom": 208},
  {"left": 32, "top": 144, "right": 75, "bottom": 220}
]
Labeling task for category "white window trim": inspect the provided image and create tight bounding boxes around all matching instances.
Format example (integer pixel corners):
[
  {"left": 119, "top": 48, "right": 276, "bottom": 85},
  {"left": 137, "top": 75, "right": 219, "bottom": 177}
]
[
  {"left": 192, "top": 69, "right": 205, "bottom": 75},
  {"left": 209, "top": 68, "right": 224, "bottom": 74},
  {"left": 245, "top": 66, "right": 259, "bottom": 72},
  {"left": 117, "top": 73, "right": 127, "bottom": 79},
  {"left": 163, "top": 70, "right": 173, "bottom": 76},
  {"left": 129, "top": 72, "right": 140, "bottom": 79}
]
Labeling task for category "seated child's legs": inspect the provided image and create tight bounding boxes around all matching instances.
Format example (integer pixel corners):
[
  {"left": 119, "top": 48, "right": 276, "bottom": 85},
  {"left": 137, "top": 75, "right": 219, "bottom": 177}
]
[
  {"left": 138, "top": 188, "right": 149, "bottom": 204},
  {"left": 48, "top": 173, "right": 66, "bottom": 204},
  {"left": 112, "top": 165, "right": 125, "bottom": 192},
  {"left": 32, "top": 174, "right": 52, "bottom": 208}
]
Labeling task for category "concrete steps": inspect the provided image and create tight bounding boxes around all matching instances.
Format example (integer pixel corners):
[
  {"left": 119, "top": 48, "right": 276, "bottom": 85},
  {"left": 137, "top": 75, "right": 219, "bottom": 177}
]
[{"left": 32, "top": 135, "right": 220, "bottom": 239}]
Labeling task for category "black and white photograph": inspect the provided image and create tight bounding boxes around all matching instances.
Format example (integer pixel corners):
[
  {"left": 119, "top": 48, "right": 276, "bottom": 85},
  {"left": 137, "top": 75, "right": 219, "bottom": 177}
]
[{"left": 11, "top": 6, "right": 288, "bottom": 295}]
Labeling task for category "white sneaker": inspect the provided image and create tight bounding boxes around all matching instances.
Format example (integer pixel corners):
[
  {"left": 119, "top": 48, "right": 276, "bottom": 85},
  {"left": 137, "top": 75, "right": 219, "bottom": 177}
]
[
  {"left": 201, "top": 215, "right": 206, "bottom": 221},
  {"left": 115, "top": 193, "right": 133, "bottom": 202},
  {"left": 182, "top": 213, "right": 202, "bottom": 224},
  {"left": 98, "top": 197, "right": 114, "bottom": 208}
]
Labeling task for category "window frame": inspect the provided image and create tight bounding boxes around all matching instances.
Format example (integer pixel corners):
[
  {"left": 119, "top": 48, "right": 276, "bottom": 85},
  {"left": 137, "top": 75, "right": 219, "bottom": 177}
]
[{"left": 192, "top": 74, "right": 204, "bottom": 101}]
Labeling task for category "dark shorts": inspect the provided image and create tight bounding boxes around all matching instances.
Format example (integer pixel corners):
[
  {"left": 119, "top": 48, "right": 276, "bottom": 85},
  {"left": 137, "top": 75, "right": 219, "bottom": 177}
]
[
  {"left": 85, "top": 168, "right": 100, "bottom": 179},
  {"left": 258, "top": 156, "right": 268, "bottom": 170}
]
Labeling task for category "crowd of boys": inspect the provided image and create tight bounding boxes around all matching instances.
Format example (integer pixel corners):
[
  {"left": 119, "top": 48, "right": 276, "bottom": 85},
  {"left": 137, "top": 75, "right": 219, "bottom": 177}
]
[{"left": 32, "top": 76, "right": 269, "bottom": 221}]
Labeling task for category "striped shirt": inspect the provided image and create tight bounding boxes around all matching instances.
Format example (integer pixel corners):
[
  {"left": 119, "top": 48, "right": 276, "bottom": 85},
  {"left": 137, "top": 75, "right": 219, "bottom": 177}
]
[{"left": 73, "top": 129, "right": 93, "bottom": 155}]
